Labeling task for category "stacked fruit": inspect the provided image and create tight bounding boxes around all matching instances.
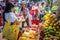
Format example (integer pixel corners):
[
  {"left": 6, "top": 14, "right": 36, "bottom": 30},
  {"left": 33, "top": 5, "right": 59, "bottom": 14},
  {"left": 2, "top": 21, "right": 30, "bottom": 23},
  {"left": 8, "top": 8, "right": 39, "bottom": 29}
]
[
  {"left": 44, "top": 13, "right": 59, "bottom": 28},
  {"left": 19, "top": 23, "right": 40, "bottom": 40},
  {"left": 44, "top": 13, "right": 60, "bottom": 39},
  {"left": 19, "top": 30, "right": 37, "bottom": 40},
  {"left": 18, "top": 25, "right": 40, "bottom": 40}
]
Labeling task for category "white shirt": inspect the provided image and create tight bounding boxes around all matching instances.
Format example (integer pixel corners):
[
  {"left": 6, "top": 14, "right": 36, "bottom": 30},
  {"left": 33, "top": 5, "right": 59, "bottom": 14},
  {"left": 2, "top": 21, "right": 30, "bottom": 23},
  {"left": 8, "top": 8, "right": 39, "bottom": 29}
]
[{"left": 5, "top": 12, "right": 17, "bottom": 23}]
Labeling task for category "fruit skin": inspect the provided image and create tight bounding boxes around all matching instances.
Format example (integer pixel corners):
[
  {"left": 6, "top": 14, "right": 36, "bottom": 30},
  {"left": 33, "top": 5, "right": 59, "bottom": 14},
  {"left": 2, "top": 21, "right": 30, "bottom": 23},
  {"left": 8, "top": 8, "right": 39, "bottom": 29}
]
[
  {"left": 22, "top": 33, "right": 29, "bottom": 37},
  {"left": 29, "top": 34, "right": 35, "bottom": 39},
  {"left": 44, "top": 13, "right": 60, "bottom": 38},
  {"left": 19, "top": 37, "right": 26, "bottom": 40},
  {"left": 44, "top": 13, "right": 59, "bottom": 28}
]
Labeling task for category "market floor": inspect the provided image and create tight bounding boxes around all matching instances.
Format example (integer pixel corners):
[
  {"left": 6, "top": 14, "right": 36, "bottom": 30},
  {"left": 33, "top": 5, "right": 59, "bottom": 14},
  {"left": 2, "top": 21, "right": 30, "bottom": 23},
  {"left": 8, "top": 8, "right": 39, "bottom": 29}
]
[{"left": 0, "top": 32, "right": 7, "bottom": 40}]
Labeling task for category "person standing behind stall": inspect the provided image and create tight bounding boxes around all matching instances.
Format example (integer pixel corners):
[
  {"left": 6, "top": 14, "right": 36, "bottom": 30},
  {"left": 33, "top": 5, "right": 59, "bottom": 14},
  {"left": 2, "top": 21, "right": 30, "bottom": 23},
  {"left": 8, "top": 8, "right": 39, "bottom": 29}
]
[
  {"left": 30, "top": 5, "right": 38, "bottom": 20},
  {"left": 19, "top": 1, "right": 30, "bottom": 27},
  {"left": 28, "top": 0, "right": 34, "bottom": 10},
  {"left": 39, "top": 2, "right": 45, "bottom": 21},
  {"left": 14, "top": 3, "right": 19, "bottom": 15}
]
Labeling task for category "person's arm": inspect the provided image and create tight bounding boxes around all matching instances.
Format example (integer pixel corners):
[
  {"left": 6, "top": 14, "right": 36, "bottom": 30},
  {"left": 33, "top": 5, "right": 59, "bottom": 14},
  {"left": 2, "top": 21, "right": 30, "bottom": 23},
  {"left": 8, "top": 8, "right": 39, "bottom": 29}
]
[
  {"left": 14, "top": 19, "right": 21, "bottom": 25},
  {"left": 10, "top": 13, "right": 21, "bottom": 25}
]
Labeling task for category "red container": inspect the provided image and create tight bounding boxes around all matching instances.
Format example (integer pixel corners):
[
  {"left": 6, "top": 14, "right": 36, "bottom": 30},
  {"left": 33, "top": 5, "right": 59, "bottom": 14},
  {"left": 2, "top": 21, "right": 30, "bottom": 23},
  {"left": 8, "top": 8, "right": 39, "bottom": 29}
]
[
  {"left": 0, "top": 16, "right": 3, "bottom": 26},
  {"left": 31, "top": 19, "right": 40, "bottom": 25}
]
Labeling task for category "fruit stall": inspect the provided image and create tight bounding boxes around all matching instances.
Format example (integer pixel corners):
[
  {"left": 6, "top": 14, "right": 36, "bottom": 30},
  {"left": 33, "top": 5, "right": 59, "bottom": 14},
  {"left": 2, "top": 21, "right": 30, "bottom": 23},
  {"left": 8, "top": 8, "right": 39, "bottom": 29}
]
[
  {"left": 3, "top": 18, "right": 44, "bottom": 40},
  {"left": 2, "top": 13, "right": 60, "bottom": 40},
  {"left": 18, "top": 27, "right": 40, "bottom": 40},
  {"left": 44, "top": 13, "right": 60, "bottom": 40},
  {"left": 18, "top": 20, "right": 42, "bottom": 40}
]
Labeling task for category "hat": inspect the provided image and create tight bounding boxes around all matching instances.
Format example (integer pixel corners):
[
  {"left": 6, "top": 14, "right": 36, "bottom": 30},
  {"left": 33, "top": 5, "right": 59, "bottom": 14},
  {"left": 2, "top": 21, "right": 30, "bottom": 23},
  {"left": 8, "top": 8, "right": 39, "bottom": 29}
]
[{"left": 21, "top": 1, "right": 26, "bottom": 5}]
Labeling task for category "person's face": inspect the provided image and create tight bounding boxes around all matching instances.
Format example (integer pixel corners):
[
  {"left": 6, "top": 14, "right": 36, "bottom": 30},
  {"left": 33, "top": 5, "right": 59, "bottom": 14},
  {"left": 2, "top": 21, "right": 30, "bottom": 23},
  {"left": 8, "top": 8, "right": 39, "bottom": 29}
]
[
  {"left": 9, "top": 0, "right": 12, "bottom": 2},
  {"left": 22, "top": 4, "right": 26, "bottom": 8},
  {"left": 20, "top": 13, "right": 23, "bottom": 16},
  {"left": 35, "top": 3, "right": 37, "bottom": 6},
  {"left": 11, "top": 7, "right": 14, "bottom": 12},
  {"left": 15, "top": 3, "right": 18, "bottom": 6}
]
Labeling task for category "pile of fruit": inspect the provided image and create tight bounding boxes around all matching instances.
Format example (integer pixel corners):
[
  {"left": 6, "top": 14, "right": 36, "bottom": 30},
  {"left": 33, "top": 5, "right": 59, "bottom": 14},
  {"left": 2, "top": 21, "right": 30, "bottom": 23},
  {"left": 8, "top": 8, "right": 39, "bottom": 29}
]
[
  {"left": 18, "top": 24, "right": 40, "bottom": 40},
  {"left": 44, "top": 13, "right": 60, "bottom": 39},
  {"left": 19, "top": 30, "right": 36, "bottom": 40}
]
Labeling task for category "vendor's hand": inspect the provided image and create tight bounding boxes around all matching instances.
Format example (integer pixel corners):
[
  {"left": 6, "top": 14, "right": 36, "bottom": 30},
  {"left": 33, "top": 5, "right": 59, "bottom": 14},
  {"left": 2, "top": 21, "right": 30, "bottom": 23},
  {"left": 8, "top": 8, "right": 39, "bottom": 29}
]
[
  {"left": 22, "top": 19, "right": 26, "bottom": 22},
  {"left": 39, "top": 23, "right": 43, "bottom": 27},
  {"left": 22, "top": 28, "right": 25, "bottom": 31},
  {"left": 18, "top": 17, "right": 22, "bottom": 22}
]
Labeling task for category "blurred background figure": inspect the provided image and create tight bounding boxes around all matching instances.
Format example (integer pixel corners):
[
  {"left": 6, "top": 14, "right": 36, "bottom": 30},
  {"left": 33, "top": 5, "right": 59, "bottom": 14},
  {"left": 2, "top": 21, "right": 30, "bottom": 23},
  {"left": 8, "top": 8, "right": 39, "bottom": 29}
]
[
  {"left": 0, "top": 5, "right": 4, "bottom": 32},
  {"left": 28, "top": 0, "right": 34, "bottom": 10},
  {"left": 20, "top": 1, "right": 29, "bottom": 27},
  {"left": 30, "top": 4, "right": 38, "bottom": 20},
  {"left": 39, "top": 2, "right": 45, "bottom": 21},
  {"left": 14, "top": 3, "right": 19, "bottom": 15}
]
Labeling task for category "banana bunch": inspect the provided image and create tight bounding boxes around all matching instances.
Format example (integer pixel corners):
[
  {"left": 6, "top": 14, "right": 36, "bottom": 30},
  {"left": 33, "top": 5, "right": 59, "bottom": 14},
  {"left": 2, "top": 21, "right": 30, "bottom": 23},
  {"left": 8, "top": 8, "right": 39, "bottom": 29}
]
[
  {"left": 44, "top": 13, "right": 59, "bottom": 28},
  {"left": 44, "top": 13, "right": 52, "bottom": 21},
  {"left": 19, "top": 37, "right": 27, "bottom": 40},
  {"left": 44, "top": 13, "right": 60, "bottom": 39},
  {"left": 44, "top": 28, "right": 56, "bottom": 38},
  {"left": 44, "top": 27, "right": 60, "bottom": 38}
]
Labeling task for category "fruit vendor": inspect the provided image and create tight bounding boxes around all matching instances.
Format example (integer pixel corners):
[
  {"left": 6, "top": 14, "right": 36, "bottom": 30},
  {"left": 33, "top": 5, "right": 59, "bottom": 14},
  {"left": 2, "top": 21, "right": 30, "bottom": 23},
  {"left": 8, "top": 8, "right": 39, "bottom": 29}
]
[
  {"left": 39, "top": 2, "right": 45, "bottom": 21},
  {"left": 19, "top": 1, "right": 29, "bottom": 27},
  {"left": 30, "top": 5, "right": 38, "bottom": 20}
]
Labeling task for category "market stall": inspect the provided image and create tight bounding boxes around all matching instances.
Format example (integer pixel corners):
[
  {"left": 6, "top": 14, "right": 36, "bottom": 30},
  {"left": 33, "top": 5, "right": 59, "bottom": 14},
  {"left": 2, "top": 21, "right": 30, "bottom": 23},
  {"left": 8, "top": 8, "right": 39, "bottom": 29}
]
[{"left": 44, "top": 13, "right": 60, "bottom": 40}]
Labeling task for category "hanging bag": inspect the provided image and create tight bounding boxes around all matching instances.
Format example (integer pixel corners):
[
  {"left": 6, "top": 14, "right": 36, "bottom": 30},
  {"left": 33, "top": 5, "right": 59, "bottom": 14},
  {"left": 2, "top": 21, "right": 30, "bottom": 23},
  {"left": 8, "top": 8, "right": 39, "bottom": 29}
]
[
  {"left": 3, "top": 13, "right": 20, "bottom": 40},
  {"left": 3, "top": 14, "right": 11, "bottom": 38}
]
